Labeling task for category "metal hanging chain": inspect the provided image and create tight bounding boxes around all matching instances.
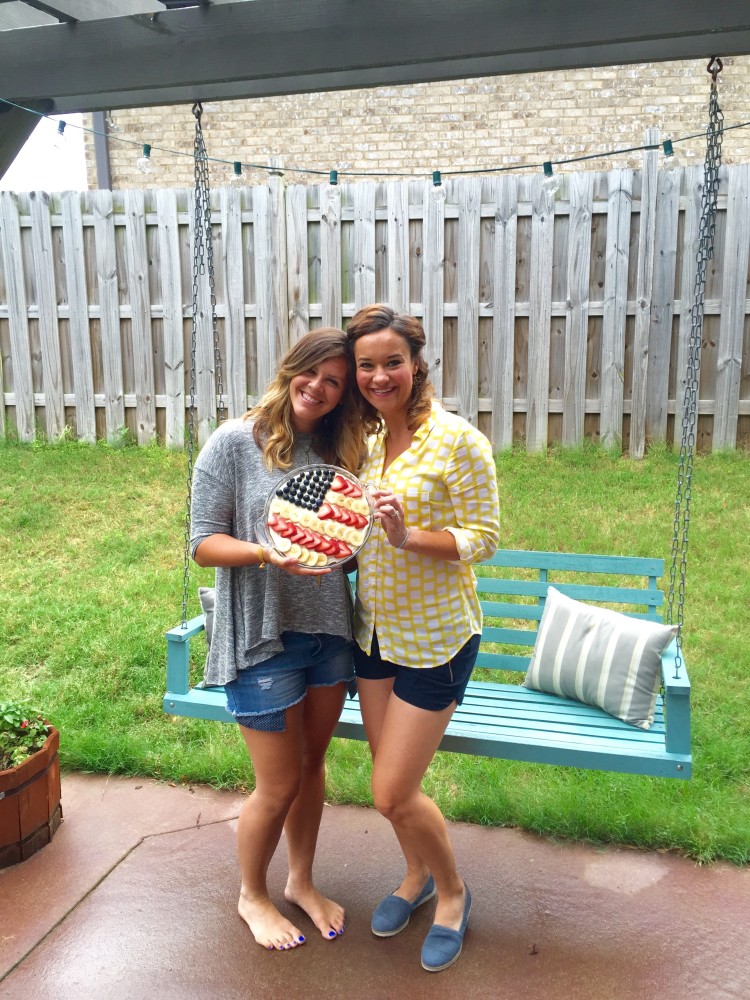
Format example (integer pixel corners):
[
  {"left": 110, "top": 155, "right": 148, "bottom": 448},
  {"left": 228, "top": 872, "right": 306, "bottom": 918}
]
[
  {"left": 181, "top": 101, "right": 227, "bottom": 628},
  {"left": 666, "top": 57, "right": 723, "bottom": 677}
]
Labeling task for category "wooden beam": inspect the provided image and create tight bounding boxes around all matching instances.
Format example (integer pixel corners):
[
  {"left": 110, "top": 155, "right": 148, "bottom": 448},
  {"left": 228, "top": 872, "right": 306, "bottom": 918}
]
[
  {"left": 0, "top": 100, "right": 53, "bottom": 178},
  {"left": 0, "top": 0, "right": 748, "bottom": 113}
]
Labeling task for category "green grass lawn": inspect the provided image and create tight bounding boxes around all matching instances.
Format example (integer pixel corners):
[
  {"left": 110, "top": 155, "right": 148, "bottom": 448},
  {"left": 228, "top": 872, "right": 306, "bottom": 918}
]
[{"left": 1, "top": 438, "right": 748, "bottom": 863}]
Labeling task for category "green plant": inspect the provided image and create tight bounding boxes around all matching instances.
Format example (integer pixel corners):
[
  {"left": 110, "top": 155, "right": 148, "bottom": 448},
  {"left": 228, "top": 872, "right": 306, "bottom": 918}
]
[{"left": 0, "top": 700, "right": 52, "bottom": 770}]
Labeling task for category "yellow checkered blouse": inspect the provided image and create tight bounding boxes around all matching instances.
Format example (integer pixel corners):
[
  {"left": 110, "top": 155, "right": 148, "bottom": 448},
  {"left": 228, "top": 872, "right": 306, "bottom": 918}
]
[{"left": 354, "top": 401, "right": 500, "bottom": 668}]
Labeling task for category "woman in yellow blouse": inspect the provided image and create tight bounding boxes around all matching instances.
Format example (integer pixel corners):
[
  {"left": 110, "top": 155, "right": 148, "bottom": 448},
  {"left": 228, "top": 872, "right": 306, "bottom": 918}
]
[{"left": 345, "top": 304, "right": 500, "bottom": 973}]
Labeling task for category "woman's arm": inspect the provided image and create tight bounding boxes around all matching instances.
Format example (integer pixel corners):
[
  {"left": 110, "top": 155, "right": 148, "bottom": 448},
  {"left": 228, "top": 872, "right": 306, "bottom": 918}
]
[
  {"left": 194, "top": 531, "right": 332, "bottom": 575},
  {"left": 193, "top": 533, "right": 267, "bottom": 568}
]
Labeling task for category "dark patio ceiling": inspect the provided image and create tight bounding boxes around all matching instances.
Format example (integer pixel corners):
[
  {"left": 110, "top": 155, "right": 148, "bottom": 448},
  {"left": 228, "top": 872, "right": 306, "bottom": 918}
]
[{"left": 1, "top": 0, "right": 749, "bottom": 114}]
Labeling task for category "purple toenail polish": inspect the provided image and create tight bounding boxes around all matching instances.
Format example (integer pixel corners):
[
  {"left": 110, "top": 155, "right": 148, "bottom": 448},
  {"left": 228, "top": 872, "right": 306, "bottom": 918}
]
[
  {"left": 328, "top": 930, "right": 336, "bottom": 938},
  {"left": 298, "top": 936, "right": 305, "bottom": 943}
]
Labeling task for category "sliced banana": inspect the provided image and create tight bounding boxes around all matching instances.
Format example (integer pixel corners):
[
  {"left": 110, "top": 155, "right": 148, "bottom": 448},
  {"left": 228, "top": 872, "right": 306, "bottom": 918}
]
[
  {"left": 270, "top": 528, "right": 292, "bottom": 552},
  {"left": 288, "top": 543, "right": 302, "bottom": 559},
  {"left": 315, "top": 550, "right": 329, "bottom": 566}
]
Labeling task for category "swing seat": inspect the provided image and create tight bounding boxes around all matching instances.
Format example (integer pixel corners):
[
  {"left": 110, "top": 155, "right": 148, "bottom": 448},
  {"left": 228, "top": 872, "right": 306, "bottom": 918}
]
[{"left": 164, "top": 549, "right": 691, "bottom": 779}]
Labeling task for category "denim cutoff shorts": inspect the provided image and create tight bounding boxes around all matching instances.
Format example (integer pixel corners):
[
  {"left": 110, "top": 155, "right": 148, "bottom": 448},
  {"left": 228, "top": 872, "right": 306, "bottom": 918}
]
[
  {"left": 353, "top": 631, "right": 480, "bottom": 711},
  {"left": 224, "top": 632, "right": 354, "bottom": 733}
]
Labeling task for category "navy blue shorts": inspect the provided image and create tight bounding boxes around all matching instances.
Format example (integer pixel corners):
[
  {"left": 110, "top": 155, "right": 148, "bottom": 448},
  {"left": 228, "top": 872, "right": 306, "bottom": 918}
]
[
  {"left": 225, "top": 632, "right": 354, "bottom": 733},
  {"left": 353, "top": 632, "right": 480, "bottom": 711}
]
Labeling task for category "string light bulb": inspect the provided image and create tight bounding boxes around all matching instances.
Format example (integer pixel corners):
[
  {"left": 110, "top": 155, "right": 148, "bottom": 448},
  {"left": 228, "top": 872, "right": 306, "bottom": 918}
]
[
  {"left": 229, "top": 161, "right": 243, "bottom": 187},
  {"left": 324, "top": 170, "right": 340, "bottom": 211},
  {"left": 662, "top": 139, "right": 681, "bottom": 172},
  {"left": 136, "top": 144, "right": 153, "bottom": 175},
  {"left": 542, "top": 161, "right": 560, "bottom": 196},
  {"left": 431, "top": 170, "right": 447, "bottom": 203},
  {"left": 53, "top": 120, "right": 67, "bottom": 150}
]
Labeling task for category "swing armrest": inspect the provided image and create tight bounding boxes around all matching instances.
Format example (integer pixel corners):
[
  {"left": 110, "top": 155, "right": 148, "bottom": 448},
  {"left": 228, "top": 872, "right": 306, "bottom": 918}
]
[
  {"left": 165, "top": 615, "right": 206, "bottom": 695},
  {"left": 660, "top": 639, "right": 691, "bottom": 760}
]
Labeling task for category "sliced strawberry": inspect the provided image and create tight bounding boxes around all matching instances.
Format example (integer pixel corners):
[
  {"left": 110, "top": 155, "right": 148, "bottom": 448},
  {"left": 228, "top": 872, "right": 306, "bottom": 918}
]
[
  {"left": 353, "top": 512, "right": 368, "bottom": 529},
  {"left": 346, "top": 481, "right": 362, "bottom": 497},
  {"left": 296, "top": 527, "right": 311, "bottom": 546},
  {"left": 268, "top": 512, "right": 279, "bottom": 528},
  {"left": 307, "top": 530, "right": 325, "bottom": 551},
  {"left": 320, "top": 538, "right": 337, "bottom": 555},
  {"left": 274, "top": 516, "right": 293, "bottom": 537},
  {"left": 335, "top": 505, "right": 352, "bottom": 525},
  {"left": 317, "top": 502, "right": 334, "bottom": 520},
  {"left": 331, "top": 474, "right": 349, "bottom": 493},
  {"left": 336, "top": 540, "right": 353, "bottom": 559}
]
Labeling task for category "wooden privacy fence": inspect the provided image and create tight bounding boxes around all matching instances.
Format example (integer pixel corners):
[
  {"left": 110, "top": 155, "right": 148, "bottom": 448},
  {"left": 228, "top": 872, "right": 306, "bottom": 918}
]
[{"left": 1, "top": 145, "right": 749, "bottom": 454}]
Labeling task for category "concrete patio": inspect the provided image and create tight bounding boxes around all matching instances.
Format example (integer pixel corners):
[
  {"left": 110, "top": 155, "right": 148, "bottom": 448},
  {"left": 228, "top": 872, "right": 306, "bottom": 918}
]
[{"left": 1, "top": 773, "right": 748, "bottom": 1000}]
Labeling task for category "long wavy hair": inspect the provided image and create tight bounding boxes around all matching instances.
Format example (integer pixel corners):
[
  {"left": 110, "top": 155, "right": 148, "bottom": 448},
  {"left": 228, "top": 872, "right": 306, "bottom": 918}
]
[
  {"left": 247, "top": 327, "right": 365, "bottom": 473},
  {"left": 345, "top": 304, "right": 435, "bottom": 433}
]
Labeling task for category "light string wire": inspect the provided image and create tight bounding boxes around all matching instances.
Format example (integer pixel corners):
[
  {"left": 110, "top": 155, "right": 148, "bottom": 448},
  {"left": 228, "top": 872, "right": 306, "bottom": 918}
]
[{"left": 2, "top": 94, "right": 749, "bottom": 181}]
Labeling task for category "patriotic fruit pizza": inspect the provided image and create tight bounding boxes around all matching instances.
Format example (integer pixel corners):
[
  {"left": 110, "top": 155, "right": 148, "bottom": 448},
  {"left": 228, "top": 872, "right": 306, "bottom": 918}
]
[{"left": 263, "top": 465, "right": 374, "bottom": 567}]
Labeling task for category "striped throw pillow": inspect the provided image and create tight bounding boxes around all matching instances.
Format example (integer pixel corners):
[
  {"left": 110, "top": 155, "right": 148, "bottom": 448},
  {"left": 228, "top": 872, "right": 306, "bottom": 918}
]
[{"left": 523, "top": 586, "right": 677, "bottom": 730}]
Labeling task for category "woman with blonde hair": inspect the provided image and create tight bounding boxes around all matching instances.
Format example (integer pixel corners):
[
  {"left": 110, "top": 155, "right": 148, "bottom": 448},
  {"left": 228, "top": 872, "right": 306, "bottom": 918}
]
[
  {"left": 346, "top": 304, "right": 500, "bottom": 972},
  {"left": 191, "top": 327, "right": 366, "bottom": 952}
]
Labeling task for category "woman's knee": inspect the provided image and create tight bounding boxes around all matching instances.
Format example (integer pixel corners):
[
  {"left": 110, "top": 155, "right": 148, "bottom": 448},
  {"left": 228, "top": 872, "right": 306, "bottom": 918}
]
[
  {"left": 252, "top": 773, "right": 302, "bottom": 814},
  {"left": 371, "top": 775, "right": 413, "bottom": 823}
]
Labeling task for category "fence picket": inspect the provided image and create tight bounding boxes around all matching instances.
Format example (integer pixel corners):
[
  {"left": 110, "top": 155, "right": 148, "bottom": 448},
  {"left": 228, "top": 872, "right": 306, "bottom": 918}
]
[
  {"left": 320, "top": 181, "right": 342, "bottom": 327},
  {"left": 490, "top": 174, "right": 517, "bottom": 450},
  {"left": 714, "top": 163, "right": 750, "bottom": 449},
  {"left": 527, "top": 176, "right": 555, "bottom": 451},
  {"left": 600, "top": 169, "right": 632, "bottom": 449},
  {"left": 562, "top": 171, "right": 593, "bottom": 445},
  {"left": 156, "top": 188, "right": 184, "bottom": 448},
  {"left": 61, "top": 191, "right": 96, "bottom": 443},
  {"left": 352, "top": 182, "right": 376, "bottom": 312},
  {"left": 630, "top": 129, "right": 660, "bottom": 458},
  {"left": 220, "top": 186, "right": 247, "bottom": 418},
  {"left": 0, "top": 193, "right": 34, "bottom": 440},
  {"left": 30, "top": 191, "right": 66, "bottom": 440},
  {"left": 387, "top": 181, "right": 410, "bottom": 313},
  {"left": 647, "top": 164, "right": 681, "bottom": 442},
  {"left": 122, "top": 190, "right": 156, "bottom": 445},
  {"left": 456, "top": 178, "right": 481, "bottom": 426},
  {"left": 422, "top": 180, "right": 445, "bottom": 398},
  {"left": 286, "top": 184, "right": 310, "bottom": 343}
]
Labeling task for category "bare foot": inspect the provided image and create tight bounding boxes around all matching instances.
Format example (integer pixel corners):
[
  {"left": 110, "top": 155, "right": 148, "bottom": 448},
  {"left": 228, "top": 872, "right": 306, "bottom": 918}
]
[
  {"left": 285, "top": 880, "right": 346, "bottom": 940},
  {"left": 238, "top": 890, "right": 306, "bottom": 951}
]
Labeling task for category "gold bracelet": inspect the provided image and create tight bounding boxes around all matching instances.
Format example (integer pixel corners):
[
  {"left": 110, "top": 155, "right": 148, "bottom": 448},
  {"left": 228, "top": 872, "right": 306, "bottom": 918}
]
[{"left": 257, "top": 544, "right": 267, "bottom": 569}]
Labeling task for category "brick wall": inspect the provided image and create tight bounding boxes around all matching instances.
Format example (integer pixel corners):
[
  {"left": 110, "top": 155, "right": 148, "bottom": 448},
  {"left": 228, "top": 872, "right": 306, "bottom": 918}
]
[{"left": 84, "top": 57, "right": 750, "bottom": 189}]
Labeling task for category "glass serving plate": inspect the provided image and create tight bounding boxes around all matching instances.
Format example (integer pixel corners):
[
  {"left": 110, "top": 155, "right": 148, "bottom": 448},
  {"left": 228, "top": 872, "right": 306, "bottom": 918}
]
[{"left": 259, "top": 464, "right": 375, "bottom": 568}]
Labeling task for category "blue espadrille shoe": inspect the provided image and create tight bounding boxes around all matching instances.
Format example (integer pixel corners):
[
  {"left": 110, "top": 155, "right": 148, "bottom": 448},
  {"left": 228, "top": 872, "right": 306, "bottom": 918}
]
[
  {"left": 420, "top": 883, "right": 472, "bottom": 972},
  {"left": 371, "top": 875, "right": 436, "bottom": 937}
]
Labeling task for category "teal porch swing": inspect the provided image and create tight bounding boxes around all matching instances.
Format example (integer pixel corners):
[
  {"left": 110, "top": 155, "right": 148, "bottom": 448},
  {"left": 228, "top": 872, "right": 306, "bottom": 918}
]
[{"left": 164, "top": 62, "right": 726, "bottom": 780}]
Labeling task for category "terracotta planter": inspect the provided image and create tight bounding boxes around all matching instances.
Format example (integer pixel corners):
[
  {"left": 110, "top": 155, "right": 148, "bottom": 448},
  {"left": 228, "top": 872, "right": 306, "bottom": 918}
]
[{"left": 0, "top": 726, "right": 62, "bottom": 869}]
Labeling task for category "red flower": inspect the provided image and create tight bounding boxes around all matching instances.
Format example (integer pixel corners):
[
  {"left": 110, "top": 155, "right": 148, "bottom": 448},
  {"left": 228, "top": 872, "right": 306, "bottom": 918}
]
[{"left": 20, "top": 720, "right": 29, "bottom": 729}]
